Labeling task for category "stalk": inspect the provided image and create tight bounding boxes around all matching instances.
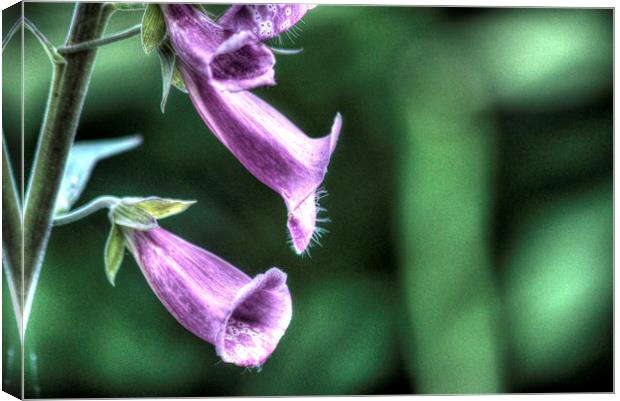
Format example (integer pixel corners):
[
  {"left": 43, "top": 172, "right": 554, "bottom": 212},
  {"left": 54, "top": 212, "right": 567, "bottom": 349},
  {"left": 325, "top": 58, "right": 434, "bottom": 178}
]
[{"left": 22, "top": 2, "right": 114, "bottom": 333}]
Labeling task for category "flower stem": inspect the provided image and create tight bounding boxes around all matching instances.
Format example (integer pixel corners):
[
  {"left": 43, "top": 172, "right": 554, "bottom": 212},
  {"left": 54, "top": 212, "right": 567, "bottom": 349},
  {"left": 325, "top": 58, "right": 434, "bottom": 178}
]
[
  {"left": 22, "top": 3, "right": 114, "bottom": 334},
  {"left": 57, "top": 23, "right": 141, "bottom": 55},
  {"left": 53, "top": 196, "right": 120, "bottom": 226}
]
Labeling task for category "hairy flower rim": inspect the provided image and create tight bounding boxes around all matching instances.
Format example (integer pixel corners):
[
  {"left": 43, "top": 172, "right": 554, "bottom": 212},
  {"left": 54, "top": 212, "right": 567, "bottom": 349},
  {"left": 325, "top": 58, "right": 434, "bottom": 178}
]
[{"left": 215, "top": 267, "right": 292, "bottom": 367}]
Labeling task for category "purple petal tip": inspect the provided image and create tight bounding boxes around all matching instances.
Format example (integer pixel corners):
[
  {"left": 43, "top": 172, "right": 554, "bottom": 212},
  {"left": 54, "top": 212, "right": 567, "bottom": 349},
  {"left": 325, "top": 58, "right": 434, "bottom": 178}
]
[{"left": 286, "top": 113, "right": 342, "bottom": 255}]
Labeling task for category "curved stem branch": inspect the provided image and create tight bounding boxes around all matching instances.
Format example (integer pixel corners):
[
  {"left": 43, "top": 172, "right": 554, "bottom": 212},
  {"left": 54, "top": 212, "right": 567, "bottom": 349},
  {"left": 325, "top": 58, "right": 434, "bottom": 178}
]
[
  {"left": 58, "top": 24, "right": 141, "bottom": 55},
  {"left": 53, "top": 196, "right": 120, "bottom": 226}
]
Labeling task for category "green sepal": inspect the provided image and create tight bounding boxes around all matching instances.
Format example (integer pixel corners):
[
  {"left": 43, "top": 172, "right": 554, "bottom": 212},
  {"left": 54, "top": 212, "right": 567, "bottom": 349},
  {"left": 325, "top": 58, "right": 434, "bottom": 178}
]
[
  {"left": 104, "top": 224, "right": 126, "bottom": 287},
  {"left": 113, "top": 3, "right": 146, "bottom": 11},
  {"left": 171, "top": 66, "right": 187, "bottom": 93},
  {"left": 134, "top": 197, "right": 196, "bottom": 220},
  {"left": 141, "top": 4, "right": 166, "bottom": 55},
  {"left": 111, "top": 203, "right": 158, "bottom": 231},
  {"left": 157, "top": 42, "right": 176, "bottom": 113}
]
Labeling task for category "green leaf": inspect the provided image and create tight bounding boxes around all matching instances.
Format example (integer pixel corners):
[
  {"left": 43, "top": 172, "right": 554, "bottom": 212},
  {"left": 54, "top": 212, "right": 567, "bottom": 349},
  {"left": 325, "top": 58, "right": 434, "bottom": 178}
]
[
  {"left": 55, "top": 135, "right": 142, "bottom": 215},
  {"left": 134, "top": 197, "right": 196, "bottom": 219},
  {"left": 104, "top": 224, "right": 126, "bottom": 286},
  {"left": 141, "top": 4, "right": 166, "bottom": 55},
  {"left": 157, "top": 43, "right": 176, "bottom": 113},
  {"left": 171, "top": 66, "right": 187, "bottom": 93},
  {"left": 111, "top": 203, "right": 158, "bottom": 231}
]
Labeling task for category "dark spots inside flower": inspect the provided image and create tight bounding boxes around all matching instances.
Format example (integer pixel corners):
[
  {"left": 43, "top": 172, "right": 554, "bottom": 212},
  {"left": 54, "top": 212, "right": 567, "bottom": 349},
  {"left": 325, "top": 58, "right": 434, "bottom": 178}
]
[{"left": 211, "top": 47, "right": 271, "bottom": 81}]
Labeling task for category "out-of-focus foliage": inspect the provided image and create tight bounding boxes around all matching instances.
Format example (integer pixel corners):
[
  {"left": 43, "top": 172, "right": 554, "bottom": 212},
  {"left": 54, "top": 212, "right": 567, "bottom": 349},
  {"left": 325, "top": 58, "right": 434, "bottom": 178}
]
[
  {"left": 471, "top": 9, "right": 612, "bottom": 109},
  {"left": 396, "top": 34, "right": 503, "bottom": 394},
  {"left": 505, "top": 183, "right": 612, "bottom": 386},
  {"left": 2, "top": 3, "right": 612, "bottom": 397}
]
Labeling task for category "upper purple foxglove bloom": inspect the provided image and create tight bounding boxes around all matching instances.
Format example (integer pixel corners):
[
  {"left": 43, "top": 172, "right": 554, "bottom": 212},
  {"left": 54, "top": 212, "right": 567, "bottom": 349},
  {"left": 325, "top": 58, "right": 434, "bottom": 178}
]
[
  {"left": 123, "top": 227, "right": 292, "bottom": 367},
  {"left": 163, "top": 5, "right": 342, "bottom": 254},
  {"left": 219, "top": 4, "right": 316, "bottom": 40},
  {"left": 163, "top": 4, "right": 276, "bottom": 92}
]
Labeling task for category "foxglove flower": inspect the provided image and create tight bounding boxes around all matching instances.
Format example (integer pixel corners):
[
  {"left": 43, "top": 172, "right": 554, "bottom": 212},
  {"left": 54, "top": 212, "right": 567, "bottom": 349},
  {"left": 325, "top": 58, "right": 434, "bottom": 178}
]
[
  {"left": 123, "top": 226, "right": 292, "bottom": 367},
  {"left": 164, "top": 4, "right": 276, "bottom": 92},
  {"left": 219, "top": 4, "right": 316, "bottom": 41},
  {"left": 163, "top": 4, "right": 342, "bottom": 254}
]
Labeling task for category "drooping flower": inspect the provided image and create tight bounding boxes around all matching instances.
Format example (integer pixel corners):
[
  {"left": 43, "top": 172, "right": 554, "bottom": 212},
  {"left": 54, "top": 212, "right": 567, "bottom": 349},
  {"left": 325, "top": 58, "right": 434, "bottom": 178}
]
[
  {"left": 122, "top": 226, "right": 292, "bottom": 367},
  {"left": 164, "top": 4, "right": 276, "bottom": 92},
  {"left": 163, "top": 4, "right": 342, "bottom": 254},
  {"left": 219, "top": 4, "right": 316, "bottom": 41}
]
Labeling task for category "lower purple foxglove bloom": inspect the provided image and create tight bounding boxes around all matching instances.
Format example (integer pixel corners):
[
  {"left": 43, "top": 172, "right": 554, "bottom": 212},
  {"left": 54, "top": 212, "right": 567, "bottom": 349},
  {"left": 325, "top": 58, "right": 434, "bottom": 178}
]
[
  {"left": 219, "top": 4, "right": 316, "bottom": 41},
  {"left": 180, "top": 66, "right": 342, "bottom": 254},
  {"left": 123, "top": 227, "right": 292, "bottom": 367},
  {"left": 163, "top": 4, "right": 276, "bottom": 92}
]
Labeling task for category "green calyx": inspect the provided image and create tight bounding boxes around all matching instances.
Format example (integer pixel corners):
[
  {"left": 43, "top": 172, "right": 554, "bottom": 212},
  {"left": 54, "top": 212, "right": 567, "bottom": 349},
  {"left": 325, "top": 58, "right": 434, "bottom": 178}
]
[
  {"left": 104, "top": 224, "right": 126, "bottom": 286},
  {"left": 141, "top": 4, "right": 166, "bottom": 55},
  {"left": 105, "top": 196, "right": 195, "bottom": 286}
]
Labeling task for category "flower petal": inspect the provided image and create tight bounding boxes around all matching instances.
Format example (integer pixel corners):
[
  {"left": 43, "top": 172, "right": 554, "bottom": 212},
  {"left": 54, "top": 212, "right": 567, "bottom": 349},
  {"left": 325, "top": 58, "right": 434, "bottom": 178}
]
[
  {"left": 286, "top": 192, "right": 318, "bottom": 254},
  {"left": 211, "top": 31, "right": 276, "bottom": 91},
  {"left": 180, "top": 65, "right": 342, "bottom": 253},
  {"left": 216, "top": 268, "right": 292, "bottom": 367},
  {"left": 124, "top": 227, "right": 292, "bottom": 366},
  {"left": 163, "top": 4, "right": 275, "bottom": 91},
  {"left": 219, "top": 4, "right": 316, "bottom": 40}
]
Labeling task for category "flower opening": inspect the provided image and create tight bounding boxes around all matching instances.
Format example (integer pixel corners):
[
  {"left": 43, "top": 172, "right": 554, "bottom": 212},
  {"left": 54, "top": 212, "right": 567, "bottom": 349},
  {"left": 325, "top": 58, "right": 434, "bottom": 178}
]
[{"left": 124, "top": 227, "right": 292, "bottom": 367}]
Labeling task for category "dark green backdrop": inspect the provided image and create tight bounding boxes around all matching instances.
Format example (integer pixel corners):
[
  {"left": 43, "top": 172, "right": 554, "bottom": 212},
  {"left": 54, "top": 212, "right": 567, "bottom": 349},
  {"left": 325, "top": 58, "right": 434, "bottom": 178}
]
[{"left": 2, "top": 3, "right": 613, "bottom": 397}]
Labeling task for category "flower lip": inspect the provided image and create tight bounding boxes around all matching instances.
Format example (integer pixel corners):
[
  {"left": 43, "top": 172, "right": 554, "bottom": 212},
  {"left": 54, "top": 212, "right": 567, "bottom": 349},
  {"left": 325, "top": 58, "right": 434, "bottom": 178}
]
[
  {"left": 216, "top": 268, "right": 292, "bottom": 367},
  {"left": 163, "top": 4, "right": 276, "bottom": 92},
  {"left": 219, "top": 4, "right": 317, "bottom": 41}
]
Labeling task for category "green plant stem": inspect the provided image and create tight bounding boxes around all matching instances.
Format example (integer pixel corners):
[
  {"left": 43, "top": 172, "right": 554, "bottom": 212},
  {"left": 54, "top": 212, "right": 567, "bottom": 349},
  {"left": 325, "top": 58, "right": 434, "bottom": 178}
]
[
  {"left": 53, "top": 196, "right": 120, "bottom": 226},
  {"left": 23, "top": 3, "right": 114, "bottom": 332},
  {"left": 58, "top": 23, "right": 141, "bottom": 55},
  {"left": 2, "top": 135, "right": 23, "bottom": 335}
]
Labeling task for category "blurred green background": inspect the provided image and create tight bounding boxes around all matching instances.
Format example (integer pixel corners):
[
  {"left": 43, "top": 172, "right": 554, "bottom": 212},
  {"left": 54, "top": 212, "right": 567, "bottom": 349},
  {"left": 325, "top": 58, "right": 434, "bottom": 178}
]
[{"left": 2, "top": 3, "right": 613, "bottom": 397}]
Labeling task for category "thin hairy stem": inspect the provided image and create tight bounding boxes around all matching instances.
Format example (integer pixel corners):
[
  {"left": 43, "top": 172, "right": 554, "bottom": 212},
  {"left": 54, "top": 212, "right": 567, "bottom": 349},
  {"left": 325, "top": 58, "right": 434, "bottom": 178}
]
[
  {"left": 58, "top": 23, "right": 141, "bottom": 54},
  {"left": 53, "top": 196, "right": 120, "bottom": 226}
]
